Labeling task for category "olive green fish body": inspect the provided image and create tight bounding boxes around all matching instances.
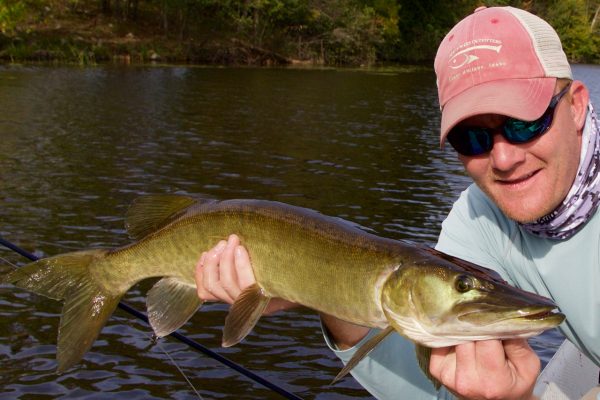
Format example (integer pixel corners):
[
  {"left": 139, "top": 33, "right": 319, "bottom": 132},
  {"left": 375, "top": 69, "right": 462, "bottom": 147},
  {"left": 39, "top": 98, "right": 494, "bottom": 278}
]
[{"left": 102, "top": 199, "right": 402, "bottom": 327}]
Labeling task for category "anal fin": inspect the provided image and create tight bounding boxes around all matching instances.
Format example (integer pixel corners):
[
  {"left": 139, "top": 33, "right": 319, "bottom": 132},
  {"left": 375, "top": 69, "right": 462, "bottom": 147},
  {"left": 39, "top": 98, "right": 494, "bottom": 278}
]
[{"left": 222, "top": 283, "right": 270, "bottom": 347}]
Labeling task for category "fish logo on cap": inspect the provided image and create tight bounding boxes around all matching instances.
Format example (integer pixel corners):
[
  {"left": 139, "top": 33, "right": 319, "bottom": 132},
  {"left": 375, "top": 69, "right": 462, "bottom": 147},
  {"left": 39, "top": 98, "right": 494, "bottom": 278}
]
[{"left": 448, "top": 43, "right": 503, "bottom": 69}]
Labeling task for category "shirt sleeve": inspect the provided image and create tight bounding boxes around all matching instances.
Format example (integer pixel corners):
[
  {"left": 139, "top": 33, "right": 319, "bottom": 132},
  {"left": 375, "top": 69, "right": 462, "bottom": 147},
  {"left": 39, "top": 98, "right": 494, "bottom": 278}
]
[{"left": 321, "top": 323, "right": 455, "bottom": 400}]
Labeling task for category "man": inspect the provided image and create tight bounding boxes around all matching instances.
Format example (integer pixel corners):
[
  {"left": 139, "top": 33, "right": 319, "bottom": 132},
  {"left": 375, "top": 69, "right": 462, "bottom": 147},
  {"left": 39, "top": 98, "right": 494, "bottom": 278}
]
[{"left": 195, "top": 6, "right": 599, "bottom": 399}]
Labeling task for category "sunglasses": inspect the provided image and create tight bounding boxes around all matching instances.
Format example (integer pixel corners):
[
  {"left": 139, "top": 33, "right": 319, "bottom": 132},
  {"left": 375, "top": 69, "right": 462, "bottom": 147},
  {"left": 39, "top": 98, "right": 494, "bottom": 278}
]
[{"left": 447, "top": 82, "right": 572, "bottom": 156}]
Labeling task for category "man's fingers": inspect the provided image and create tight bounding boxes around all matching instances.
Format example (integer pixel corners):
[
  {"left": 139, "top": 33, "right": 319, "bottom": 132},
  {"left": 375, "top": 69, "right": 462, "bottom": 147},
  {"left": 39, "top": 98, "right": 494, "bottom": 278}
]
[
  {"left": 195, "top": 251, "right": 218, "bottom": 301},
  {"left": 429, "top": 346, "right": 456, "bottom": 386},
  {"left": 194, "top": 234, "right": 258, "bottom": 306},
  {"left": 504, "top": 339, "right": 541, "bottom": 378},
  {"left": 235, "top": 244, "right": 255, "bottom": 289},
  {"left": 459, "top": 339, "right": 503, "bottom": 370},
  {"left": 202, "top": 240, "right": 236, "bottom": 304},
  {"left": 218, "top": 234, "right": 242, "bottom": 299},
  {"left": 503, "top": 338, "right": 536, "bottom": 359}
]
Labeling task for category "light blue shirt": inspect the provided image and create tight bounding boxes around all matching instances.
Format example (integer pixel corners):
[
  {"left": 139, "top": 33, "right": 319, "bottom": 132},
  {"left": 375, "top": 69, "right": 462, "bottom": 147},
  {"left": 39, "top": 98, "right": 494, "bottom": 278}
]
[
  {"left": 323, "top": 324, "right": 454, "bottom": 399},
  {"left": 436, "top": 184, "right": 600, "bottom": 366},
  {"left": 324, "top": 183, "right": 599, "bottom": 399}
]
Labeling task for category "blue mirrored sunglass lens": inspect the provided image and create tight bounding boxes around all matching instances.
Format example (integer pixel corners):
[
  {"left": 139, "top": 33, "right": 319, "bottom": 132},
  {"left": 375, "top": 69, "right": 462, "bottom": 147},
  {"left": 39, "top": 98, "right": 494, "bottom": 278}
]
[
  {"left": 503, "top": 114, "right": 550, "bottom": 142},
  {"left": 448, "top": 128, "right": 492, "bottom": 156}
]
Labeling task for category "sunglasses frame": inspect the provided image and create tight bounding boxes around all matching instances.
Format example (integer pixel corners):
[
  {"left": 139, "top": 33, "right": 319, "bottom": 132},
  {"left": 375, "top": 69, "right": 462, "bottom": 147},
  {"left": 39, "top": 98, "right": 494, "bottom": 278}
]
[{"left": 447, "top": 82, "right": 573, "bottom": 156}]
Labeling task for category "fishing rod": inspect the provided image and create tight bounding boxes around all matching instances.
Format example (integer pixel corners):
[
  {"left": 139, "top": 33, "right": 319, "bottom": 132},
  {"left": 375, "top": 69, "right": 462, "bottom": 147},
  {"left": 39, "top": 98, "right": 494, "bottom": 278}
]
[{"left": 0, "top": 236, "right": 303, "bottom": 400}]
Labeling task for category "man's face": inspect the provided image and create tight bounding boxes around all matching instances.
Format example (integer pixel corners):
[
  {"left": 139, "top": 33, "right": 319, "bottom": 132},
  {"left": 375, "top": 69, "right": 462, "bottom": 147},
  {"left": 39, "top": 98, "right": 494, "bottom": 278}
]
[{"left": 456, "top": 83, "right": 588, "bottom": 223}]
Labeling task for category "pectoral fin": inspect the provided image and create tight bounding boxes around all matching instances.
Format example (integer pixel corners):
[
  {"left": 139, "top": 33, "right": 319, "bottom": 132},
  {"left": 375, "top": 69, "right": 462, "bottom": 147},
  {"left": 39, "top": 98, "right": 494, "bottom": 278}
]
[
  {"left": 332, "top": 325, "right": 395, "bottom": 384},
  {"left": 415, "top": 344, "right": 441, "bottom": 389},
  {"left": 222, "top": 283, "right": 270, "bottom": 347},
  {"left": 147, "top": 277, "right": 202, "bottom": 337}
]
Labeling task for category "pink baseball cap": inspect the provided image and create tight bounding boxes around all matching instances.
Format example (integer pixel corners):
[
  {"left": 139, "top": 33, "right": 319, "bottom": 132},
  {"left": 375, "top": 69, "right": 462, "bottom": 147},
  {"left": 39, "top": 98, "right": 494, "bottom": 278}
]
[{"left": 435, "top": 6, "right": 572, "bottom": 145}]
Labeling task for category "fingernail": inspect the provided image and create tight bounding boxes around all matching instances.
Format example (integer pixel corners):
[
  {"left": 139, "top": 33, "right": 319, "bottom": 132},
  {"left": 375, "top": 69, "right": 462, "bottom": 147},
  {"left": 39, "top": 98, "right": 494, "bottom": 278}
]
[
  {"left": 215, "top": 240, "right": 227, "bottom": 251},
  {"left": 227, "top": 236, "right": 236, "bottom": 247}
]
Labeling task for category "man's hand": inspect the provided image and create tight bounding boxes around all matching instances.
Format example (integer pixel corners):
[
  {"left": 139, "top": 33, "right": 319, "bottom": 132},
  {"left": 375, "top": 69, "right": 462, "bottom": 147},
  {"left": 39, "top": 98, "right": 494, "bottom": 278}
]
[
  {"left": 194, "top": 234, "right": 296, "bottom": 314},
  {"left": 429, "top": 339, "right": 540, "bottom": 399},
  {"left": 194, "top": 234, "right": 370, "bottom": 345}
]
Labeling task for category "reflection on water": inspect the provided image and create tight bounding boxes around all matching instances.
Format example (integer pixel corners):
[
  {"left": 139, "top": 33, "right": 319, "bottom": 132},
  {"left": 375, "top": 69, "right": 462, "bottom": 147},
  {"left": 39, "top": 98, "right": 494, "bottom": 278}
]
[{"left": 0, "top": 64, "right": 597, "bottom": 399}]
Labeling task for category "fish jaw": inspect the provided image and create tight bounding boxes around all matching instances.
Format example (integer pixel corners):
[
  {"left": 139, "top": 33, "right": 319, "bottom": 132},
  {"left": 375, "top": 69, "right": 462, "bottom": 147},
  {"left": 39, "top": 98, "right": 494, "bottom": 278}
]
[
  {"left": 390, "top": 314, "right": 564, "bottom": 348},
  {"left": 380, "top": 263, "right": 565, "bottom": 348},
  {"left": 384, "top": 302, "right": 565, "bottom": 348}
]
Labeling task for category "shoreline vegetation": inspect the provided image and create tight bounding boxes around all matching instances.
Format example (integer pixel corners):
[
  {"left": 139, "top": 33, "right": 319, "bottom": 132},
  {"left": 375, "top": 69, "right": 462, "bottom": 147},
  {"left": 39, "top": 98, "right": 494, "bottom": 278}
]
[{"left": 1, "top": 0, "right": 598, "bottom": 67}]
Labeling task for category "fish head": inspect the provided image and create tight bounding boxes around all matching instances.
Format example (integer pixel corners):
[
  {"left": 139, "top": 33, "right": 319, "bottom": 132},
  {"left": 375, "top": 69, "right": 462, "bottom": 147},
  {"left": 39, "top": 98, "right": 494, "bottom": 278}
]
[{"left": 380, "top": 250, "right": 565, "bottom": 348}]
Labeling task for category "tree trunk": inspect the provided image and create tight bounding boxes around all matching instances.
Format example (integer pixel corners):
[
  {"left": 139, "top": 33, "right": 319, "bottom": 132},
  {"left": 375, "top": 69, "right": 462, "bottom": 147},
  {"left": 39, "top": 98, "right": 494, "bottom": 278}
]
[
  {"left": 178, "top": 7, "right": 187, "bottom": 41},
  {"left": 591, "top": 5, "right": 600, "bottom": 32},
  {"left": 101, "top": 0, "right": 111, "bottom": 14},
  {"left": 114, "top": 0, "right": 121, "bottom": 18},
  {"left": 161, "top": 0, "right": 169, "bottom": 35},
  {"left": 129, "top": 0, "right": 139, "bottom": 21}
]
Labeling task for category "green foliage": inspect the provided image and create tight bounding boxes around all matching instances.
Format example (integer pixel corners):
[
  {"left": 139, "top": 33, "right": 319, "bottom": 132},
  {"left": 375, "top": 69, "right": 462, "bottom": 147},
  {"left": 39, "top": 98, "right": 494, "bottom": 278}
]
[
  {"left": 486, "top": 0, "right": 599, "bottom": 63},
  {"left": 388, "top": 0, "right": 479, "bottom": 63},
  {"left": 0, "top": 0, "right": 598, "bottom": 65},
  {"left": 547, "top": 0, "right": 596, "bottom": 62},
  {"left": 519, "top": 0, "right": 599, "bottom": 63},
  {"left": 310, "top": 0, "right": 393, "bottom": 65},
  {"left": 0, "top": 0, "right": 26, "bottom": 34}
]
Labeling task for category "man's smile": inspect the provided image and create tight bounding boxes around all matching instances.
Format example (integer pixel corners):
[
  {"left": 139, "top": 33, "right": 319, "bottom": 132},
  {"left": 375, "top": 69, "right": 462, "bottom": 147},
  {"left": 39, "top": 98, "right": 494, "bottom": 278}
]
[{"left": 495, "top": 169, "right": 542, "bottom": 188}]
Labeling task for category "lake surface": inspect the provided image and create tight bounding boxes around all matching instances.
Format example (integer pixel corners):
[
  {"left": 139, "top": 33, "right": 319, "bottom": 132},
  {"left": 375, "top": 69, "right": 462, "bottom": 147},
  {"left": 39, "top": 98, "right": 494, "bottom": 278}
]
[{"left": 0, "top": 64, "right": 598, "bottom": 399}]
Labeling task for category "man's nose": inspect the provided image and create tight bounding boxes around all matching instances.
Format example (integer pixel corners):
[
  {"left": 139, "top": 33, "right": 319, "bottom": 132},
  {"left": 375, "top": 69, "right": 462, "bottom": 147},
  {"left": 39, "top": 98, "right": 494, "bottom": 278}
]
[{"left": 489, "top": 133, "right": 527, "bottom": 171}]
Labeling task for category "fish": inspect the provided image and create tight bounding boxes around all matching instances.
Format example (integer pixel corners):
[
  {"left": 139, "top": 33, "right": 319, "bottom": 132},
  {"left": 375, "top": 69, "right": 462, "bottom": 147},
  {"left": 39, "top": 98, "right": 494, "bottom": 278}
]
[{"left": 1, "top": 195, "right": 565, "bottom": 384}]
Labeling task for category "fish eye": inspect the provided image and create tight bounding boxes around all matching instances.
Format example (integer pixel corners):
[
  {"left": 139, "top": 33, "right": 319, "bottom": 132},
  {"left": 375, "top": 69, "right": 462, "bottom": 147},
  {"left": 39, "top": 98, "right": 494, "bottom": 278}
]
[{"left": 455, "top": 275, "right": 474, "bottom": 293}]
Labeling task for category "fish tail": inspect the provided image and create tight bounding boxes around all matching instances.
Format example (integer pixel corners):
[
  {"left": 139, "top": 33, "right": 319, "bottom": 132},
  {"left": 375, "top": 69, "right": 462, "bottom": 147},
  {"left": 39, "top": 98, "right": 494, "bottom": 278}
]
[{"left": 2, "top": 249, "right": 122, "bottom": 372}]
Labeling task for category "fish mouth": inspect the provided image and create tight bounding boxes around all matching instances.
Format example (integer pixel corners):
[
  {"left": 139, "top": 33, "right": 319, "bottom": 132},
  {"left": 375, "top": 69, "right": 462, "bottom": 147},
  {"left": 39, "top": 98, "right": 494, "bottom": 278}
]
[
  {"left": 456, "top": 304, "right": 565, "bottom": 326},
  {"left": 522, "top": 309, "right": 556, "bottom": 320}
]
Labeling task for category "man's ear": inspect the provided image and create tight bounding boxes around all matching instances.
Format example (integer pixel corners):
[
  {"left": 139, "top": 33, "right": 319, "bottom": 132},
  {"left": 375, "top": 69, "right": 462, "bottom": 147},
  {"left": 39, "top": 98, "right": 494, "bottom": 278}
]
[{"left": 569, "top": 80, "right": 590, "bottom": 131}]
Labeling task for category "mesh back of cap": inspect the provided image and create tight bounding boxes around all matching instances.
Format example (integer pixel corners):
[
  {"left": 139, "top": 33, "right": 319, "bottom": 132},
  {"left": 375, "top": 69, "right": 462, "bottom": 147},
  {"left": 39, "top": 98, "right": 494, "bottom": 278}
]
[{"left": 506, "top": 7, "right": 572, "bottom": 79}]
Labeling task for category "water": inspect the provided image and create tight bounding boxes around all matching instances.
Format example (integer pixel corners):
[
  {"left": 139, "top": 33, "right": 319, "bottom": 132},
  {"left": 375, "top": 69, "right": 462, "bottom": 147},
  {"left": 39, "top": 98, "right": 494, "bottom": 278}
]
[{"left": 0, "top": 64, "right": 598, "bottom": 399}]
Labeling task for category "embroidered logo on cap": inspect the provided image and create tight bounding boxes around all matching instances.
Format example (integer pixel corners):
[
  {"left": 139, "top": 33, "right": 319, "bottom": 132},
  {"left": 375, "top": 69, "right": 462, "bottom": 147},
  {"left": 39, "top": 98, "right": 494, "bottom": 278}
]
[
  {"left": 449, "top": 43, "right": 503, "bottom": 69},
  {"left": 447, "top": 38, "right": 503, "bottom": 70}
]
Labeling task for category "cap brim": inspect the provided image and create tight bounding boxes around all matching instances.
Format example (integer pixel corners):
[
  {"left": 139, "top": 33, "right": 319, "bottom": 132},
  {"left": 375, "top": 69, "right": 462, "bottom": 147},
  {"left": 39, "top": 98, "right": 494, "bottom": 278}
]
[{"left": 440, "top": 78, "right": 557, "bottom": 145}]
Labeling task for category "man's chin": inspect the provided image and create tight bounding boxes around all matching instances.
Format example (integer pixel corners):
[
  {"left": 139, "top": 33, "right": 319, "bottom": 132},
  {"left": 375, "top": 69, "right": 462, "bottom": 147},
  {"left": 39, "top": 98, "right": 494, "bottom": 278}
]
[
  {"left": 499, "top": 204, "right": 551, "bottom": 224},
  {"left": 493, "top": 197, "right": 553, "bottom": 223}
]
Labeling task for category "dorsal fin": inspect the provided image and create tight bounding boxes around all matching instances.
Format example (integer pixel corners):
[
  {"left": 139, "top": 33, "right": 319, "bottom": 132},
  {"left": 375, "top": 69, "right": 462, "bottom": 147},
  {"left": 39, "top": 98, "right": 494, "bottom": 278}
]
[{"left": 125, "top": 195, "right": 199, "bottom": 240}]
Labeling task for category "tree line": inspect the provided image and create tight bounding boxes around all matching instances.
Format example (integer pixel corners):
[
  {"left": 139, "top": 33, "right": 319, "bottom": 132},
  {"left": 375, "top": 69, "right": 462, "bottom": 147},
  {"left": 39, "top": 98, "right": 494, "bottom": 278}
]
[{"left": 1, "top": 0, "right": 598, "bottom": 65}]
